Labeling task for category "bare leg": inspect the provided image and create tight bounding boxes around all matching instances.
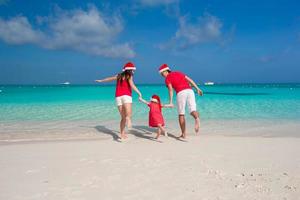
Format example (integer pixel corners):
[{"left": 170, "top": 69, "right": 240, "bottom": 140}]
[
  {"left": 157, "top": 124, "right": 167, "bottom": 137},
  {"left": 190, "top": 111, "right": 200, "bottom": 134},
  {"left": 178, "top": 115, "right": 186, "bottom": 138},
  {"left": 123, "top": 103, "right": 132, "bottom": 129},
  {"left": 155, "top": 127, "right": 161, "bottom": 139},
  {"left": 162, "top": 127, "right": 168, "bottom": 137},
  {"left": 117, "top": 106, "right": 126, "bottom": 139}
]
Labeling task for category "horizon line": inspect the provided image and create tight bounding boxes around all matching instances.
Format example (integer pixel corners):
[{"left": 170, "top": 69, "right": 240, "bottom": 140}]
[{"left": 1, "top": 82, "right": 300, "bottom": 86}]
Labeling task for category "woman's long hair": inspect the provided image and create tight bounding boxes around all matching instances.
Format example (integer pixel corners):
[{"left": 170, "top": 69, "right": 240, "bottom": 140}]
[{"left": 117, "top": 70, "right": 133, "bottom": 83}]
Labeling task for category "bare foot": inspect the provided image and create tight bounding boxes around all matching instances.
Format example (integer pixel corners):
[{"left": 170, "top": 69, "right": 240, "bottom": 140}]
[
  {"left": 164, "top": 131, "right": 168, "bottom": 137},
  {"left": 195, "top": 118, "right": 200, "bottom": 134},
  {"left": 155, "top": 133, "right": 161, "bottom": 139},
  {"left": 179, "top": 134, "right": 186, "bottom": 139},
  {"left": 154, "top": 136, "right": 163, "bottom": 143},
  {"left": 120, "top": 133, "right": 128, "bottom": 139}
]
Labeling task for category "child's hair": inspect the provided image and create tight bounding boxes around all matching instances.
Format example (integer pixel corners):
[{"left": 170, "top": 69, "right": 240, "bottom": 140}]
[
  {"left": 117, "top": 70, "right": 133, "bottom": 84},
  {"left": 152, "top": 94, "right": 162, "bottom": 111}
]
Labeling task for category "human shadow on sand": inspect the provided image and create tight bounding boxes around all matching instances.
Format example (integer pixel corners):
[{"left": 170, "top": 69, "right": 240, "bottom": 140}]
[
  {"left": 94, "top": 125, "right": 121, "bottom": 142},
  {"left": 94, "top": 125, "right": 161, "bottom": 143},
  {"left": 133, "top": 125, "right": 187, "bottom": 142},
  {"left": 129, "top": 128, "right": 161, "bottom": 142},
  {"left": 94, "top": 125, "right": 187, "bottom": 142}
]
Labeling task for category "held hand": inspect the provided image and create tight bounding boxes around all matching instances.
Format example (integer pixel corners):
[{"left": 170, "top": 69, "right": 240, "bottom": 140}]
[
  {"left": 139, "top": 97, "right": 146, "bottom": 103},
  {"left": 165, "top": 103, "right": 174, "bottom": 108},
  {"left": 169, "top": 103, "right": 174, "bottom": 108},
  {"left": 95, "top": 80, "right": 102, "bottom": 83},
  {"left": 197, "top": 89, "right": 203, "bottom": 96}
]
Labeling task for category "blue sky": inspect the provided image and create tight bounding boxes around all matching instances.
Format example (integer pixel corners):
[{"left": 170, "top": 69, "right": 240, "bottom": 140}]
[{"left": 0, "top": 0, "right": 300, "bottom": 84}]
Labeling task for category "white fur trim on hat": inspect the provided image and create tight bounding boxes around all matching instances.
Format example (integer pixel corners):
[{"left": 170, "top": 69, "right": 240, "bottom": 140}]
[
  {"left": 159, "top": 67, "right": 170, "bottom": 73},
  {"left": 150, "top": 98, "right": 158, "bottom": 103},
  {"left": 123, "top": 67, "right": 136, "bottom": 71}
]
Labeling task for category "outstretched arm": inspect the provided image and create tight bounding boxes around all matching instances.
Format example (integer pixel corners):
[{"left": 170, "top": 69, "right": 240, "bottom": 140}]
[
  {"left": 162, "top": 104, "right": 174, "bottom": 108},
  {"left": 128, "top": 77, "right": 142, "bottom": 98},
  {"left": 95, "top": 75, "right": 117, "bottom": 83},
  {"left": 167, "top": 84, "right": 174, "bottom": 106},
  {"left": 139, "top": 97, "right": 149, "bottom": 105},
  {"left": 185, "top": 76, "right": 203, "bottom": 96}
]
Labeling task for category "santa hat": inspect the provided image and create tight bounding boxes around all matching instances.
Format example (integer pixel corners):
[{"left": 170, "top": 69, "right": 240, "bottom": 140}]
[
  {"left": 158, "top": 64, "right": 170, "bottom": 73},
  {"left": 123, "top": 62, "right": 136, "bottom": 71},
  {"left": 151, "top": 95, "right": 161, "bottom": 104},
  {"left": 150, "top": 98, "right": 158, "bottom": 103},
  {"left": 151, "top": 95, "right": 162, "bottom": 111}
]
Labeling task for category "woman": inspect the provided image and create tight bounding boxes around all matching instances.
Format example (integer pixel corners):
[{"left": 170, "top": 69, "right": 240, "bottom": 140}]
[{"left": 95, "top": 62, "right": 142, "bottom": 139}]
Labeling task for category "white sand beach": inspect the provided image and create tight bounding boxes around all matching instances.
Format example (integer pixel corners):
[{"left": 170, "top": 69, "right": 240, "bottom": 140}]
[{"left": 0, "top": 120, "right": 300, "bottom": 200}]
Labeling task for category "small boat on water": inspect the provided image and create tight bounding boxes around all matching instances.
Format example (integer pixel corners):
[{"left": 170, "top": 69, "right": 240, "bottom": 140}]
[
  {"left": 61, "top": 82, "right": 70, "bottom": 85},
  {"left": 204, "top": 81, "right": 215, "bottom": 86}
]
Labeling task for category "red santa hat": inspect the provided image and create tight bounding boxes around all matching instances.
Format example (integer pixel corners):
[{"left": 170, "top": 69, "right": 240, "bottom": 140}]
[
  {"left": 158, "top": 64, "right": 170, "bottom": 73},
  {"left": 150, "top": 98, "right": 158, "bottom": 103},
  {"left": 151, "top": 95, "right": 162, "bottom": 111},
  {"left": 151, "top": 95, "right": 161, "bottom": 104},
  {"left": 123, "top": 62, "right": 136, "bottom": 71}
]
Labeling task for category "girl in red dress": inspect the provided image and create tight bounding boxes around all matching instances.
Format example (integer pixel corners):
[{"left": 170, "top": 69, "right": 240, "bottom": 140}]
[{"left": 139, "top": 95, "right": 173, "bottom": 139}]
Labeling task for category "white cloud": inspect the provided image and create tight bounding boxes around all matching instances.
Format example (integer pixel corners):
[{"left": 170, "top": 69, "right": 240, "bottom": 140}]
[
  {"left": 0, "top": 6, "right": 135, "bottom": 58},
  {"left": 159, "top": 13, "right": 223, "bottom": 50},
  {"left": 0, "top": 16, "right": 44, "bottom": 44},
  {"left": 176, "top": 14, "right": 222, "bottom": 45},
  {"left": 138, "top": 0, "right": 178, "bottom": 7}
]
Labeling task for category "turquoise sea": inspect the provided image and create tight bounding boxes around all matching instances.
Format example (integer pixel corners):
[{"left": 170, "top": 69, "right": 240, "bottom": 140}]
[{"left": 0, "top": 84, "right": 300, "bottom": 121}]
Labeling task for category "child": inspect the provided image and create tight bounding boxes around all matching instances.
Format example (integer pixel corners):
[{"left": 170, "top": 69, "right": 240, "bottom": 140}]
[{"left": 139, "top": 95, "right": 173, "bottom": 139}]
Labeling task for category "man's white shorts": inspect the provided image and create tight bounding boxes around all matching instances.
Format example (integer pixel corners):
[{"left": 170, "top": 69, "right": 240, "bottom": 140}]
[
  {"left": 115, "top": 95, "right": 132, "bottom": 106},
  {"left": 176, "top": 89, "right": 197, "bottom": 115}
]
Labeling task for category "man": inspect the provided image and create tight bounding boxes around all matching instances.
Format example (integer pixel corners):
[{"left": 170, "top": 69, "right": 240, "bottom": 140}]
[{"left": 159, "top": 64, "right": 203, "bottom": 138}]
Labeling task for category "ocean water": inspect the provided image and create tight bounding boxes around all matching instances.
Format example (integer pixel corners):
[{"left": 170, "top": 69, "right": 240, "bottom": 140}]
[{"left": 0, "top": 84, "right": 300, "bottom": 122}]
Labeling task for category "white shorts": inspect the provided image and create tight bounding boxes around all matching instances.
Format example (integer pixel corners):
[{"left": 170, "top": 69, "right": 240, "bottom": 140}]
[
  {"left": 115, "top": 95, "right": 132, "bottom": 106},
  {"left": 176, "top": 89, "right": 197, "bottom": 115}
]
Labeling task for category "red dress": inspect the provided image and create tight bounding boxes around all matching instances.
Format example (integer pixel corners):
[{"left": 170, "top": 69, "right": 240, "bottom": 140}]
[{"left": 148, "top": 102, "right": 165, "bottom": 127}]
